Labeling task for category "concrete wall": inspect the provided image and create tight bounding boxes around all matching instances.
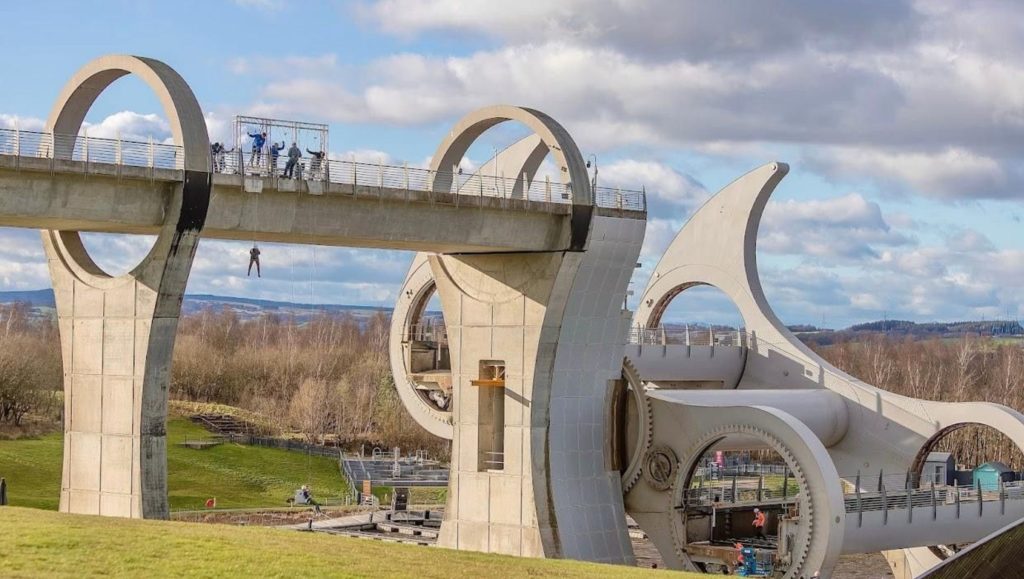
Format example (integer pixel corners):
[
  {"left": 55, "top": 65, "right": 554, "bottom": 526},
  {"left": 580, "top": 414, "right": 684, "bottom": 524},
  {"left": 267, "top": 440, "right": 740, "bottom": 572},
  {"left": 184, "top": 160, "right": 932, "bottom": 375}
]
[{"left": 432, "top": 214, "right": 644, "bottom": 564}]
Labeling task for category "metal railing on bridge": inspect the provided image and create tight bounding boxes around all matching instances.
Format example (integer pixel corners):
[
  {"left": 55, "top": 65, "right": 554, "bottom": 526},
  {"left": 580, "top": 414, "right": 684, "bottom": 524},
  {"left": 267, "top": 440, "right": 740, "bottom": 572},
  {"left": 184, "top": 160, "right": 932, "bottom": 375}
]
[
  {"left": 0, "top": 127, "right": 646, "bottom": 212},
  {"left": 0, "top": 127, "right": 183, "bottom": 170},
  {"left": 842, "top": 470, "right": 1024, "bottom": 526},
  {"left": 685, "top": 466, "right": 801, "bottom": 509},
  {"left": 629, "top": 326, "right": 748, "bottom": 347},
  {"left": 404, "top": 324, "right": 448, "bottom": 344}
]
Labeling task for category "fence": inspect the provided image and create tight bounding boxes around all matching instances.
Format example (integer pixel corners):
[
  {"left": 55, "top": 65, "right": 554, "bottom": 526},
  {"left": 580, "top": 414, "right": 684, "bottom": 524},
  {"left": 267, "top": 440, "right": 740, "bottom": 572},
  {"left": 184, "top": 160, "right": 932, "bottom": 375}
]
[
  {"left": 0, "top": 127, "right": 646, "bottom": 212},
  {"left": 629, "top": 326, "right": 748, "bottom": 347},
  {"left": 0, "top": 127, "right": 182, "bottom": 170},
  {"left": 225, "top": 433, "right": 343, "bottom": 460},
  {"left": 686, "top": 466, "right": 800, "bottom": 508},
  {"left": 404, "top": 324, "right": 448, "bottom": 344}
]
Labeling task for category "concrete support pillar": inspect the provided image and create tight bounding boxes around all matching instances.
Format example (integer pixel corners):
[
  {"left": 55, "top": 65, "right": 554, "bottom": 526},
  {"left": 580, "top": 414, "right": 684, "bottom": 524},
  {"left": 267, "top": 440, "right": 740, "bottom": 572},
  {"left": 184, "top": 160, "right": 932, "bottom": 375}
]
[
  {"left": 40, "top": 55, "right": 211, "bottom": 519},
  {"left": 47, "top": 230, "right": 194, "bottom": 518},
  {"left": 431, "top": 215, "right": 645, "bottom": 563}
]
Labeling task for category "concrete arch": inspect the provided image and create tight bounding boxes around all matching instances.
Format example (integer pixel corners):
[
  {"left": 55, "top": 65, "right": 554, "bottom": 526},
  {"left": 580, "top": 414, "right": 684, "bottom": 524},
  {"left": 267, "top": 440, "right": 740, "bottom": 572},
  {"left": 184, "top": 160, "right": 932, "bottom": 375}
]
[
  {"left": 389, "top": 253, "right": 454, "bottom": 439},
  {"left": 634, "top": 162, "right": 786, "bottom": 339},
  {"left": 909, "top": 402, "right": 1024, "bottom": 477},
  {"left": 428, "top": 105, "right": 593, "bottom": 251},
  {"left": 41, "top": 55, "right": 210, "bottom": 519},
  {"left": 668, "top": 413, "right": 845, "bottom": 579},
  {"left": 623, "top": 395, "right": 846, "bottom": 576},
  {"left": 43, "top": 54, "right": 211, "bottom": 283}
]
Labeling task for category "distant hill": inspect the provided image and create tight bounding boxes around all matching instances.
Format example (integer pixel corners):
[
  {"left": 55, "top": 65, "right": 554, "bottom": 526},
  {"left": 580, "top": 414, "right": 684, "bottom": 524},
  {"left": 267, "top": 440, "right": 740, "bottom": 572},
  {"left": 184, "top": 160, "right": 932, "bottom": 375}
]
[
  {"left": 0, "top": 289, "right": 55, "bottom": 307},
  {"left": 2, "top": 290, "right": 1020, "bottom": 343},
  {"left": 796, "top": 319, "right": 1024, "bottom": 346},
  {"left": 0, "top": 289, "right": 394, "bottom": 324}
]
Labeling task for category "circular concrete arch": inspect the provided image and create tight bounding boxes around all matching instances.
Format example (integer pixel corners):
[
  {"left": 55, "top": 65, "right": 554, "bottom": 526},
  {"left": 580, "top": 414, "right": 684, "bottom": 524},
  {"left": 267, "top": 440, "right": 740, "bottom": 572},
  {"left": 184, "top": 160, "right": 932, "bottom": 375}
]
[
  {"left": 42, "top": 54, "right": 211, "bottom": 284},
  {"left": 429, "top": 105, "right": 594, "bottom": 251},
  {"left": 668, "top": 414, "right": 846, "bottom": 578},
  {"left": 390, "top": 253, "right": 454, "bottom": 439},
  {"left": 909, "top": 403, "right": 1024, "bottom": 479}
]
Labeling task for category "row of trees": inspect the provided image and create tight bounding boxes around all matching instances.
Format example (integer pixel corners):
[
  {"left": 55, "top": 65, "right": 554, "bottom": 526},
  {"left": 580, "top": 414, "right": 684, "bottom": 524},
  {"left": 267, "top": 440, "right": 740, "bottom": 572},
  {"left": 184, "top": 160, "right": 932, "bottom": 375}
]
[
  {"left": 815, "top": 336, "right": 1024, "bottom": 468},
  {"left": 0, "top": 304, "right": 60, "bottom": 426},
  {"left": 171, "top": 308, "right": 442, "bottom": 454},
  {"left": 3, "top": 298, "right": 1023, "bottom": 468}
]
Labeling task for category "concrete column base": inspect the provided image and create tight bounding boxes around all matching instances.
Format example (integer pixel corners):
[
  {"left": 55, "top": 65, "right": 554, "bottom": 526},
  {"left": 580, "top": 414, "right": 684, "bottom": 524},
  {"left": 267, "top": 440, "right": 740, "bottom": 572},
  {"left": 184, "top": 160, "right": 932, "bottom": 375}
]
[{"left": 432, "top": 215, "right": 644, "bottom": 564}]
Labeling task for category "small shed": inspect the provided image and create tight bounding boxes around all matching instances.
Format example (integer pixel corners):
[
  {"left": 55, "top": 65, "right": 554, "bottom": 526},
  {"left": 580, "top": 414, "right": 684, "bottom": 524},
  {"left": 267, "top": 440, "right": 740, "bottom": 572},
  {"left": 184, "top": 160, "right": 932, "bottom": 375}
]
[
  {"left": 972, "top": 461, "right": 1015, "bottom": 491},
  {"left": 924, "top": 452, "right": 955, "bottom": 486}
]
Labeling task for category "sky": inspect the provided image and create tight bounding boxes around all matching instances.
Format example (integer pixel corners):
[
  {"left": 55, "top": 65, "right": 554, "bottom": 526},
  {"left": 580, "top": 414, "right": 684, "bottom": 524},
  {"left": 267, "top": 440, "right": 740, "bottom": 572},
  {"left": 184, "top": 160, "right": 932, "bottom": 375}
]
[{"left": 0, "top": 0, "right": 1022, "bottom": 329}]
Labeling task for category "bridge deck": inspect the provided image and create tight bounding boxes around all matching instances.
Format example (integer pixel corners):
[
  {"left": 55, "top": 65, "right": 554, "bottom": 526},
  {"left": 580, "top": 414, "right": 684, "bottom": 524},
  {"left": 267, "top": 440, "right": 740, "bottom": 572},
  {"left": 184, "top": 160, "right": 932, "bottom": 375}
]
[{"left": 0, "top": 128, "right": 645, "bottom": 253}]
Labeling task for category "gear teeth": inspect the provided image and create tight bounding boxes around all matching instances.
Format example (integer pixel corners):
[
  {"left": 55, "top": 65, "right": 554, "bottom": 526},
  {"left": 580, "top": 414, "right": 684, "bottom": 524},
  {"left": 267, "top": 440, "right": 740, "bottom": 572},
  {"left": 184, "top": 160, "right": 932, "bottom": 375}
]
[
  {"left": 667, "top": 424, "right": 814, "bottom": 579},
  {"left": 621, "top": 357, "right": 654, "bottom": 493}
]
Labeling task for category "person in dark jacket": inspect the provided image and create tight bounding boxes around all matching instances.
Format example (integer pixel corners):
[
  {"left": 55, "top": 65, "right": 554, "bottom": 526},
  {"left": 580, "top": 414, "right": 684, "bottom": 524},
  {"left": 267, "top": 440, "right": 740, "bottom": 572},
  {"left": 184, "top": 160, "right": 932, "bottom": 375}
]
[
  {"left": 282, "top": 142, "right": 302, "bottom": 178},
  {"left": 247, "top": 244, "right": 261, "bottom": 277},
  {"left": 306, "top": 148, "right": 325, "bottom": 180},
  {"left": 270, "top": 141, "right": 285, "bottom": 170}
]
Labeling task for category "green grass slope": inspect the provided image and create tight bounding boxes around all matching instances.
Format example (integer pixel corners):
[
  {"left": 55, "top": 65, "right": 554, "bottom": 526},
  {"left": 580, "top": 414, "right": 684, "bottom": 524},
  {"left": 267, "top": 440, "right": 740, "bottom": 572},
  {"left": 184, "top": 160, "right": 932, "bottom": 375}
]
[
  {"left": 0, "top": 418, "right": 347, "bottom": 511},
  {"left": 0, "top": 508, "right": 692, "bottom": 578}
]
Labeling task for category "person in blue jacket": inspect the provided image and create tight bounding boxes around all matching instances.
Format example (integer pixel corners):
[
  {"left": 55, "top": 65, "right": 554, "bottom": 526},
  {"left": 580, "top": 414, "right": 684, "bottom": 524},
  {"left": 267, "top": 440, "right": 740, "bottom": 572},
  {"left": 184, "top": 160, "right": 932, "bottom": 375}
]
[
  {"left": 248, "top": 130, "right": 267, "bottom": 167},
  {"left": 270, "top": 141, "right": 285, "bottom": 171}
]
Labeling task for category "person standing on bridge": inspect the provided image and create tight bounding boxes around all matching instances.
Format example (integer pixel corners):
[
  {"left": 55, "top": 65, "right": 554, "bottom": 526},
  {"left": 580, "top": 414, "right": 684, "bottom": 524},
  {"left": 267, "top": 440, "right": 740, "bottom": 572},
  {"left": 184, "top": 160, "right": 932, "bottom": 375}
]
[
  {"left": 306, "top": 148, "right": 325, "bottom": 180},
  {"left": 247, "top": 244, "right": 261, "bottom": 277},
  {"left": 282, "top": 142, "right": 302, "bottom": 178},
  {"left": 210, "top": 142, "right": 223, "bottom": 172},
  {"left": 248, "top": 130, "right": 267, "bottom": 167},
  {"left": 752, "top": 508, "right": 766, "bottom": 538},
  {"left": 270, "top": 141, "right": 285, "bottom": 171}
]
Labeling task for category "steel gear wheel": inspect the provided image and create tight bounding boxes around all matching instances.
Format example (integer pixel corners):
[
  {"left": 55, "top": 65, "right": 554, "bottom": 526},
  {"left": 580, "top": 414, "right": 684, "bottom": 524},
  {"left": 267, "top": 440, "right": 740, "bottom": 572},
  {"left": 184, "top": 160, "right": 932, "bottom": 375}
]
[
  {"left": 621, "top": 357, "right": 654, "bottom": 493},
  {"left": 668, "top": 424, "right": 815, "bottom": 579}
]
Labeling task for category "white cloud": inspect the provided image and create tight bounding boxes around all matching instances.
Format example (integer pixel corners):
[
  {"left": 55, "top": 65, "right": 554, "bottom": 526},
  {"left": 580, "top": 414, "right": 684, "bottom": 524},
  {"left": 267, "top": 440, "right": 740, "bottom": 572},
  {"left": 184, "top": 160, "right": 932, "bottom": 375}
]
[
  {"left": 807, "top": 146, "right": 1020, "bottom": 200},
  {"left": 761, "top": 193, "right": 913, "bottom": 259},
  {"left": 0, "top": 114, "right": 45, "bottom": 131},
  {"left": 82, "top": 111, "right": 171, "bottom": 143}
]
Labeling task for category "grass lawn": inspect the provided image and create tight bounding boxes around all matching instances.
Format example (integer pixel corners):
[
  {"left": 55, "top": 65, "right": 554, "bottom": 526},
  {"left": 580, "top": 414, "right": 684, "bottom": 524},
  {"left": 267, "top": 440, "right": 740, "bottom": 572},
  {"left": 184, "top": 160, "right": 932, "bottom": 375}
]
[
  {"left": 0, "top": 418, "right": 348, "bottom": 511},
  {"left": 0, "top": 508, "right": 689, "bottom": 578}
]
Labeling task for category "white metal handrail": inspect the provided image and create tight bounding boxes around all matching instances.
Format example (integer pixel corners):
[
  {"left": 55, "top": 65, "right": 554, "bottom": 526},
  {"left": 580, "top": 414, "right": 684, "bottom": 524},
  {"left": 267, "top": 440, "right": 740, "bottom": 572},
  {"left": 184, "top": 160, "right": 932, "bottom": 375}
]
[
  {"left": 405, "top": 324, "right": 448, "bottom": 344},
  {"left": 0, "top": 127, "right": 183, "bottom": 170},
  {"left": 629, "top": 326, "right": 748, "bottom": 347}
]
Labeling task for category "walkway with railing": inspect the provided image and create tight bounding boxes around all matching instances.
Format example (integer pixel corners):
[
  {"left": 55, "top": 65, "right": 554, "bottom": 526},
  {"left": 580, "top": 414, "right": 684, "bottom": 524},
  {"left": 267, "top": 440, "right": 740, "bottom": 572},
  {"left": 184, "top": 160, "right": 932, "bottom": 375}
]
[
  {"left": 0, "top": 127, "right": 646, "bottom": 212},
  {"left": 686, "top": 465, "right": 1024, "bottom": 525},
  {"left": 629, "top": 326, "right": 748, "bottom": 347},
  {"left": 843, "top": 470, "right": 1024, "bottom": 520}
]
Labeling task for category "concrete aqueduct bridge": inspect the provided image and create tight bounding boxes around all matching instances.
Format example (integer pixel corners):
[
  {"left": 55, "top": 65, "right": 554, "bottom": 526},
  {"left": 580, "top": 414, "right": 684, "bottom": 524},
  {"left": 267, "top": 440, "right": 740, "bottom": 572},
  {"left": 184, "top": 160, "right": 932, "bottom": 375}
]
[{"left": 0, "top": 52, "right": 647, "bottom": 555}]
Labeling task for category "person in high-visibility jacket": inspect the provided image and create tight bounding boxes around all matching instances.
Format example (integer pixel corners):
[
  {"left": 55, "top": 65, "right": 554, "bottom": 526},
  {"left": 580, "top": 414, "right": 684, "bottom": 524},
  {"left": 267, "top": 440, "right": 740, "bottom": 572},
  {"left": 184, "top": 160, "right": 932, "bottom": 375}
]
[{"left": 753, "top": 507, "right": 767, "bottom": 538}]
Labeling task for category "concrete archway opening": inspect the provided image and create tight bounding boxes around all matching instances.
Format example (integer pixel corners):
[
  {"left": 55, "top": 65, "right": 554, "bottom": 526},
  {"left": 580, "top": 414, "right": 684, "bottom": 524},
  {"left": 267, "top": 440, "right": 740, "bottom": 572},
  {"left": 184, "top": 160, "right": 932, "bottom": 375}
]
[
  {"left": 906, "top": 422, "right": 1024, "bottom": 562},
  {"left": 677, "top": 434, "right": 810, "bottom": 577},
  {"left": 403, "top": 281, "right": 451, "bottom": 413},
  {"left": 912, "top": 422, "right": 1024, "bottom": 488},
  {"left": 643, "top": 283, "right": 746, "bottom": 345}
]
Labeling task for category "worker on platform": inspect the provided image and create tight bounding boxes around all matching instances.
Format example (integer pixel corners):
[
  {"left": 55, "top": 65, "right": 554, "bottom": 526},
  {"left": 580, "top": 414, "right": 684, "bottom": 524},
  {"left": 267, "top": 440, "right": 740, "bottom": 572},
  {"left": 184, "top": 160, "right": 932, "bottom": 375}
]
[
  {"left": 753, "top": 507, "right": 767, "bottom": 538},
  {"left": 270, "top": 141, "right": 285, "bottom": 171},
  {"left": 247, "top": 244, "right": 261, "bottom": 277},
  {"left": 306, "top": 148, "right": 325, "bottom": 180},
  {"left": 283, "top": 142, "right": 302, "bottom": 178},
  {"left": 248, "top": 130, "right": 267, "bottom": 167}
]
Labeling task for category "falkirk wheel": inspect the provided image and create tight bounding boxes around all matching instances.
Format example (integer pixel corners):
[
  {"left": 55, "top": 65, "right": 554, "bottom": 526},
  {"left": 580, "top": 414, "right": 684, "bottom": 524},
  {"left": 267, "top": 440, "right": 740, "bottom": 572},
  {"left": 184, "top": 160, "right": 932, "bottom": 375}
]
[{"left": 390, "top": 137, "right": 1024, "bottom": 575}]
